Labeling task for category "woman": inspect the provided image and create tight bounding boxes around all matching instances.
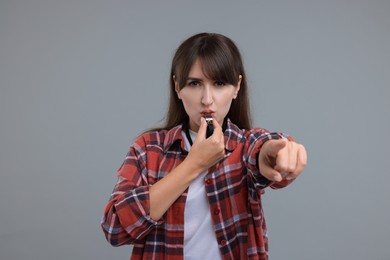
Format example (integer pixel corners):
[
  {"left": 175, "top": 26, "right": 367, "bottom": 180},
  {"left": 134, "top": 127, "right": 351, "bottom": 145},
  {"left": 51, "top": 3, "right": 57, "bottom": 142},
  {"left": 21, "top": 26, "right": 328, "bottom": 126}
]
[{"left": 101, "top": 32, "right": 307, "bottom": 260}]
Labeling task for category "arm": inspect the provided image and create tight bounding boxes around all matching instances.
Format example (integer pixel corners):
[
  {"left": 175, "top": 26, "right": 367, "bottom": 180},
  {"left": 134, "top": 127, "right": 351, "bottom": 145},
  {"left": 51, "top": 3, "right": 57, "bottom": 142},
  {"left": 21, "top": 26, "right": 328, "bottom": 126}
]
[
  {"left": 101, "top": 142, "right": 158, "bottom": 246},
  {"left": 149, "top": 117, "right": 225, "bottom": 220},
  {"left": 102, "top": 118, "right": 226, "bottom": 245}
]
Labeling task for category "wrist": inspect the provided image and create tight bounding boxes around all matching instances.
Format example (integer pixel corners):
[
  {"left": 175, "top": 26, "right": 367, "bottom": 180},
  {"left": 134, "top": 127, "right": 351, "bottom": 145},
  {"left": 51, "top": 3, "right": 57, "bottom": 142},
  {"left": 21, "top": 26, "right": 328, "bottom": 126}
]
[{"left": 182, "top": 156, "right": 206, "bottom": 177}]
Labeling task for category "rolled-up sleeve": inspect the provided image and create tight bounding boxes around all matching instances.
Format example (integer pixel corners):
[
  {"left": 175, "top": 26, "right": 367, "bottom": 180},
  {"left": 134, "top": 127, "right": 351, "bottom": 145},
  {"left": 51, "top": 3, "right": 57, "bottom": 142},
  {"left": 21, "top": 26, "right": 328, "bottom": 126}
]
[
  {"left": 245, "top": 129, "right": 294, "bottom": 190},
  {"left": 101, "top": 139, "right": 163, "bottom": 246}
]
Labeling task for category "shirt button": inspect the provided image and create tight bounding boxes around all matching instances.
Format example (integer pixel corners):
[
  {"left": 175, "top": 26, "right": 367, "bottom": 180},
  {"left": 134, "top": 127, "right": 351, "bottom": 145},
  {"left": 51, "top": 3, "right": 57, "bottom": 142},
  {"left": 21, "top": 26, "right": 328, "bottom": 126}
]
[
  {"left": 220, "top": 239, "right": 227, "bottom": 246},
  {"left": 205, "top": 179, "right": 212, "bottom": 185},
  {"left": 214, "top": 208, "right": 220, "bottom": 215}
]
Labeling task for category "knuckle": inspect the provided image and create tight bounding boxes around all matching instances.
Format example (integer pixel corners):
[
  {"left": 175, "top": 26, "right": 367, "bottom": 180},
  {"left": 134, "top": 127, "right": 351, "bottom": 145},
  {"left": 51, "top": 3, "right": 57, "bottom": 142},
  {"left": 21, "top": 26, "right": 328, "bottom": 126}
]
[
  {"left": 278, "top": 164, "right": 288, "bottom": 172},
  {"left": 287, "top": 166, "right": 295, "bottom": 172}
]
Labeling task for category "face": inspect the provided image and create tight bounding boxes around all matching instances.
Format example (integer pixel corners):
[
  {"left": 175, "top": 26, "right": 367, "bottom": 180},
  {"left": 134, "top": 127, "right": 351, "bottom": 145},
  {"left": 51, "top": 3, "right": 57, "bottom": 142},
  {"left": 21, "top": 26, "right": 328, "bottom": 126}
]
[{"left": 175, "top": 59, "right": 241, "bottom": 132}]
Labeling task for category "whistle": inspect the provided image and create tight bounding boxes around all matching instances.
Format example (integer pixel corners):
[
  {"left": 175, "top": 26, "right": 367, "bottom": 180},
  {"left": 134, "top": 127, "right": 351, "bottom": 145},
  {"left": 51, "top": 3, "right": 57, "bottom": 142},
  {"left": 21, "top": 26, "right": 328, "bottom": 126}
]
[{"left": 205, "top": 116, "right": 214, "bottom": 138}]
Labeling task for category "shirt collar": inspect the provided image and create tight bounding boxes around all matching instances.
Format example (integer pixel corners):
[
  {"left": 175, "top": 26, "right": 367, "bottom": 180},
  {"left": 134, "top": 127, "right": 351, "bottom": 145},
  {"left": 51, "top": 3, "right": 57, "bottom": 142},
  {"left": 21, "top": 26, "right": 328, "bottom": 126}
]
[{"left": 162, "top": 118, "right": 244, "bottom": 153}]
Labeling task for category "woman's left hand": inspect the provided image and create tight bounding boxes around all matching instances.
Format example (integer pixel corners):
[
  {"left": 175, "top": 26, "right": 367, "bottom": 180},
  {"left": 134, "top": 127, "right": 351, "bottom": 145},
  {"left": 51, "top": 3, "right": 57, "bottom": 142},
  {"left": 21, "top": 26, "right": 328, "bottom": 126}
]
[{"left": 258, "top": 139, "right": 307, "bottom": 182}]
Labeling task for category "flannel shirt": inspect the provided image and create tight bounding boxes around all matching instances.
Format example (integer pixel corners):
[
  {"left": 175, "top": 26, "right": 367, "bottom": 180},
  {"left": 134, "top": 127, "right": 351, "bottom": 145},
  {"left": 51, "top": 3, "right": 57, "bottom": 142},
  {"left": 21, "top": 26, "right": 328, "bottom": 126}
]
[{"left": 101, "top": 119, "right": 293, "bottom": 260}]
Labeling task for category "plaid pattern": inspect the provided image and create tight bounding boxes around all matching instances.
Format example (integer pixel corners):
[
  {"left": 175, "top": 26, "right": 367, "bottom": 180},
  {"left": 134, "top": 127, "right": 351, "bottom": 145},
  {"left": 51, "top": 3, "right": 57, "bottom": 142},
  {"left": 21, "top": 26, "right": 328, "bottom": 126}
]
[{"left": 101, "top": 119, "right": 292, "bottom": 260}]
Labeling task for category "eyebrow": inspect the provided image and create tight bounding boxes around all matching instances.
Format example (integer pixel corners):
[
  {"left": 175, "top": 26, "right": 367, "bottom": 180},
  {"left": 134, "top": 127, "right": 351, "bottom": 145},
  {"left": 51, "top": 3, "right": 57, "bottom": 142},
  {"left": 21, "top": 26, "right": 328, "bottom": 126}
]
[{"left": 186, "top": 77, "right": 203, "bottom": 81}]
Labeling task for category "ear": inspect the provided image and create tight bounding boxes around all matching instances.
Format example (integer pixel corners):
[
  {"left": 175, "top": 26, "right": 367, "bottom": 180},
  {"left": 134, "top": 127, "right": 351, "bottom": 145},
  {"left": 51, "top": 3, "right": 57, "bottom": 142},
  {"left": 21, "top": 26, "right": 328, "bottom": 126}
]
[
  {"left": 173, "top": 75, "right": 181, "bottom": 99},
  {"left": 233, "top": 75, "right": 242, "bottom": 99}
]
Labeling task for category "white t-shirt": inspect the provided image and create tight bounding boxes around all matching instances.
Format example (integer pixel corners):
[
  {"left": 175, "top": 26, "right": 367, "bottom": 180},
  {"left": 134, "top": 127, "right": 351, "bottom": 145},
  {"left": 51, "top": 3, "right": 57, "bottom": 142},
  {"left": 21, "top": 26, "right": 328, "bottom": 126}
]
[{"left": 183, "top": 130, "right": 222, "bottom": 260}]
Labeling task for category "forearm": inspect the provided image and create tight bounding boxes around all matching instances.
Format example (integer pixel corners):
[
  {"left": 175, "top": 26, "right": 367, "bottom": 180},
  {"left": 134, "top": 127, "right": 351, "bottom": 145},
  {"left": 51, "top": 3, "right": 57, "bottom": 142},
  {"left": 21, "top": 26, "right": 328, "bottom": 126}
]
[
  {"left": 102, "top": 199, "right": 136, "bottom": 246},
  {"left": 149, "top": 158, "right": 203, "bottom": 220},
  {"left": 102, "top": 183, "right": 156, "bottom": 245}
]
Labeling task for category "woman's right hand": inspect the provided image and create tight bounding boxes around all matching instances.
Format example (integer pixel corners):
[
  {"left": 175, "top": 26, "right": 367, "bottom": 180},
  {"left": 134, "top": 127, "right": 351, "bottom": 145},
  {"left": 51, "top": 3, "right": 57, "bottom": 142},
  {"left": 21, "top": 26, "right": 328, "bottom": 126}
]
[
  {"left": 186, "top": 117, "right": 226, "bottom": 172},
  {"left": 149, "top": 118, "right": 225, "bottom": 221}
]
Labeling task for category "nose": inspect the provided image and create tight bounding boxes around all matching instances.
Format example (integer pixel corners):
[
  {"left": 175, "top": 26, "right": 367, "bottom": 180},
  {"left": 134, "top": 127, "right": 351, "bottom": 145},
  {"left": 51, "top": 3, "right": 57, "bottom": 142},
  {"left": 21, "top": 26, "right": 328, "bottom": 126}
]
[{"left": 201, "top": 85, "right": 213, "bottom": 106}]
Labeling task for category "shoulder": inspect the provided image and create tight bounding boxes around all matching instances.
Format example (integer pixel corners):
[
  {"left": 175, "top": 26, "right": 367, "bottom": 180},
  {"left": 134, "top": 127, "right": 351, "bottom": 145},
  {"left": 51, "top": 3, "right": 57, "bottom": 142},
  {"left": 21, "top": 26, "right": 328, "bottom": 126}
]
[
  {"left": 132, "top": 130, "right": 168, "bottom": 155},
  {"left": 244, "top": 127, "right": 271, "bottom": 139},
  {"left": 135, "top": 130, "right": 167, "bottom": 146},
  {"left": 133, "top": 124, "right": 183, "bottom": 152},
  {"left": 244, "top": 127, "right": 292, "bottom": 145},
  {"left": 225, "top": 119, "right": 269, "bottom": 138},
  {"left": 234, "top": 122, "right": 283, "bottom": 145},
  {"left": 225, "top": 119, "right": 272, "bottom": 150}
]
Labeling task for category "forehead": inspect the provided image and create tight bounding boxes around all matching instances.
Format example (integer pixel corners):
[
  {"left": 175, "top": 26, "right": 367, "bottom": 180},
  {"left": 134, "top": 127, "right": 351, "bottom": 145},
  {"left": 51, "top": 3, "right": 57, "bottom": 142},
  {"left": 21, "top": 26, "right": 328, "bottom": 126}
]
[
  {"left": 187, "top": 59, "right": 212, "bottom": 79},
  {"left": 188, "top": 59, "right": 204, "bottom": 76}
]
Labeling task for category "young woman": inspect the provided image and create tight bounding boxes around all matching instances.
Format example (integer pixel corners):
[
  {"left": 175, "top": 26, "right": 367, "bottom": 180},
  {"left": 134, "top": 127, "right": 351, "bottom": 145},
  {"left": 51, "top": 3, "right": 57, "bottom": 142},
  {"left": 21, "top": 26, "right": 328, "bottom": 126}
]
[{"left": 101, "top": 32, "right": 307, "bottom": 260}]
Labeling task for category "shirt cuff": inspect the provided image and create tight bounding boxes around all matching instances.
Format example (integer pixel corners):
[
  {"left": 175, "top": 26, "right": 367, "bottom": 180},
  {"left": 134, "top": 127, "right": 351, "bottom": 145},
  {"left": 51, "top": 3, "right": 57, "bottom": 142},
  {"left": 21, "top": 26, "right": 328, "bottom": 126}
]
[{"left": 246, "top": 131, "right": 286, "bottom": 189}]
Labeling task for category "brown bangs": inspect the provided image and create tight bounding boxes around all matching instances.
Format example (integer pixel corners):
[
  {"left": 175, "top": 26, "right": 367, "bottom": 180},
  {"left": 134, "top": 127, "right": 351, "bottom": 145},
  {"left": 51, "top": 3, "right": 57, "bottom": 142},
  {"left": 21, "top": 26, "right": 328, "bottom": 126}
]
[
  {"left": 199, "top": 56, "right": 239, "bottom": 85},
  {"left": 197, "top": 42, "right": 240, "bottom": 86},
  {"left": 175, "top": 33, "right": 242, "bottom": 89}
]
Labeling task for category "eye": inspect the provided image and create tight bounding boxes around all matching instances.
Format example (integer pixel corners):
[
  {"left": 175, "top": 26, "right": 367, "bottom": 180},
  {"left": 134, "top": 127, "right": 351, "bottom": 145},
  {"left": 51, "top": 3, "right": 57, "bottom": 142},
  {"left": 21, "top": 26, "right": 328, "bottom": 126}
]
[
  {"left": 214, "top": 81, "right": 226, "bottom": 87},
  {"left": 187, "top": 80, "right": 201, "bottom": 87}
]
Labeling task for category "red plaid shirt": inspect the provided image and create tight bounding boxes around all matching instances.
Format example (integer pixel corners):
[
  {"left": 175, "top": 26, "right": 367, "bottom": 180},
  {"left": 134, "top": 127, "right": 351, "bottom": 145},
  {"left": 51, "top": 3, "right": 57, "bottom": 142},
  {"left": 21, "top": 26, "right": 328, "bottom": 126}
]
[{"left": 101, "top": 119, "right": 293, "bottom": 260}]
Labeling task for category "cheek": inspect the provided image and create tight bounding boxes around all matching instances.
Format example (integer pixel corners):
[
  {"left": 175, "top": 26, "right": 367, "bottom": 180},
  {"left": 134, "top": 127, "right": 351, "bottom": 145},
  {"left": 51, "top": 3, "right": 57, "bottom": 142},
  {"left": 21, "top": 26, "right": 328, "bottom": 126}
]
[
  {"left": 217, "top": 92, "right": 234, "bottom": 109},
  {"left": 221, "top": 100, "right": 233, "bottom": 114},
  {"left": 215, "top": 98, "right": 233, "bottom": 121},
  {"left": 180, "top": 92, "right": 199, "bottom": 113}
]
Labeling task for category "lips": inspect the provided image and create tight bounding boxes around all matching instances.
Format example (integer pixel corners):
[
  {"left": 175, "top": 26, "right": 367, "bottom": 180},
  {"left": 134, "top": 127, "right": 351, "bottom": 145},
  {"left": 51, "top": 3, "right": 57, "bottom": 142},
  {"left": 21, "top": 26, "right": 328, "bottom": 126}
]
[{"left": 200, "top": 110, "right": 215, "bottom": 117}]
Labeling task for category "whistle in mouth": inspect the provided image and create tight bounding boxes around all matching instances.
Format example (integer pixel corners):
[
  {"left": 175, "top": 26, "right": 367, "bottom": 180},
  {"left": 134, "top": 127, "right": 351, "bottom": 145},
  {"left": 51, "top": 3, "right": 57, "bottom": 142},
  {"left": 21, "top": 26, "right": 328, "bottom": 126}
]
[{"left": 205, "top": 116, "right": 214, "bottom": 138}]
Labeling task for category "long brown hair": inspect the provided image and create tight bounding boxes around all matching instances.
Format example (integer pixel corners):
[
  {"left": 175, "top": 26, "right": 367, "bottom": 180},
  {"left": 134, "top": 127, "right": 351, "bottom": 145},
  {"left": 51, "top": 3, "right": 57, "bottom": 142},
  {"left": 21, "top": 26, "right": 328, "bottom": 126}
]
[{"left": 152, "top": 32, "right": 252, "bottom": 132}]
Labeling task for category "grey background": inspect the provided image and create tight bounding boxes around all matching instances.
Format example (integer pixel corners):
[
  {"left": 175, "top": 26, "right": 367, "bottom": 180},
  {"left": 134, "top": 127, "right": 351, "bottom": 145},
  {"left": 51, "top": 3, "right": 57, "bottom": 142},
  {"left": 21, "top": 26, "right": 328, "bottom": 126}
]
[{"left": 1, "top": 0, "right": 389, "bottom": 259}]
